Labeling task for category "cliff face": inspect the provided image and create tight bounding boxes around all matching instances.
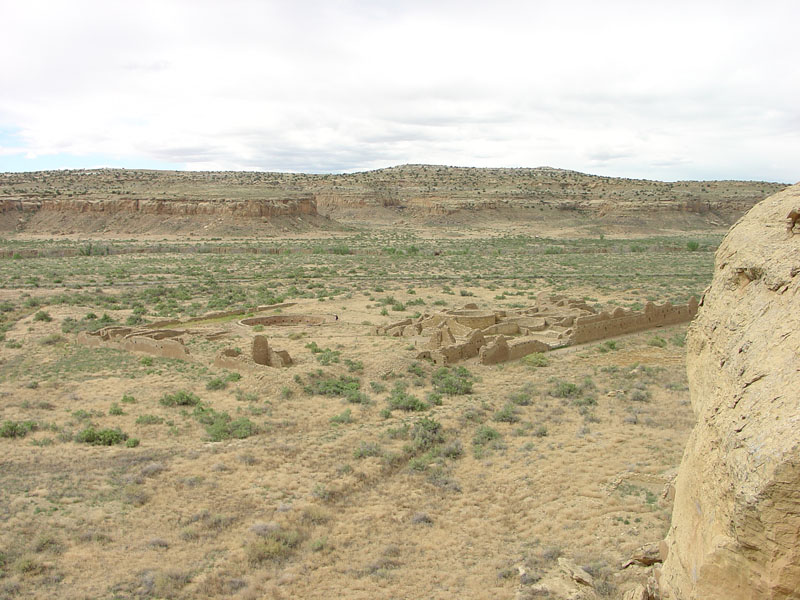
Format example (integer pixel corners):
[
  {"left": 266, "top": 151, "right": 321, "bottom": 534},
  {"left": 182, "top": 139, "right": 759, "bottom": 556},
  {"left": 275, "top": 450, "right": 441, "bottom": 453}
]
[
  {"left": 0, "top": 167, "right": 786, "bottom": 232},
  {"left": 1, "top": 194, "right": 316, "bottom": 218},
  {"left": 660, "top": 184, "right": 800, "bottom": 599}
]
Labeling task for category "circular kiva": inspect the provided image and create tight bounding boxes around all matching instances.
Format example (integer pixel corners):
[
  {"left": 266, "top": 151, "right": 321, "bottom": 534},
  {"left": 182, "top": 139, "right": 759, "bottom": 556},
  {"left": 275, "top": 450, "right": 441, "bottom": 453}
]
[
  {"left": 239, "top": 314, "right": 337, "bottom": 327},
  {"left": 446, "top": 310, "right": 497, "bottom": 329}
]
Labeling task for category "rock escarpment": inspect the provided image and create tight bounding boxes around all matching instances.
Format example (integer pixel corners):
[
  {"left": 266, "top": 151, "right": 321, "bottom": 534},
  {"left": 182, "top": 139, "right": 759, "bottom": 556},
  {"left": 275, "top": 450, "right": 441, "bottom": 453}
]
[{"left": 660, "top": 184, "right": 800, "bottom": 599}]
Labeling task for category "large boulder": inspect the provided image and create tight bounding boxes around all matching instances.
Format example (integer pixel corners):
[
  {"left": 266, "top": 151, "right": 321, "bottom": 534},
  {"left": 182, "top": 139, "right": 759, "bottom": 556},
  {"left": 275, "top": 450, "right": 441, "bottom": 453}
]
[{"left": 660, "top": 184, "right": 800, "bottom": 598}]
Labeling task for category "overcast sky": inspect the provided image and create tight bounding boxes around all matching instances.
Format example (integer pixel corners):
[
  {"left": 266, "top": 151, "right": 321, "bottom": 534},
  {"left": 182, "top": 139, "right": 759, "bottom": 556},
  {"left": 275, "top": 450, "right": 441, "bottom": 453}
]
[{"left": 1, "top": 0, "right": 797, "bottom": 182}]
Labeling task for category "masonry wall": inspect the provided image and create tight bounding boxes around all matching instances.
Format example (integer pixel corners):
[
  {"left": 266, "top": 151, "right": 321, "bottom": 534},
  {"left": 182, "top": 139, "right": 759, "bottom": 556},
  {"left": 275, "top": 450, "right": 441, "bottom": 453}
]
[{"left": 569, "top": 299, "right": 698, "bottom": 345}]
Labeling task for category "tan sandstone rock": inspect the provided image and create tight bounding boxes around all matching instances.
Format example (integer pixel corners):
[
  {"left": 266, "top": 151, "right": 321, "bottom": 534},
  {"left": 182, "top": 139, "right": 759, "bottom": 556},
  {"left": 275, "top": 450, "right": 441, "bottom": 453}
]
[{"left": 660, "top": 184, "right": 800, "bottom": 599}]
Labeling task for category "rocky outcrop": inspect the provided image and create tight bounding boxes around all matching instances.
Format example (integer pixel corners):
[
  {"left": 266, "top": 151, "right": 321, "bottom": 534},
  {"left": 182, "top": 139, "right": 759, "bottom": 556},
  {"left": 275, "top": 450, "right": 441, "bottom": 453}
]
[
  {"left": 659, "top": 184, "right": 800, "bottom": 599},
  {"left": 1, "top": 194, "right": 316, "bottom": 218}
]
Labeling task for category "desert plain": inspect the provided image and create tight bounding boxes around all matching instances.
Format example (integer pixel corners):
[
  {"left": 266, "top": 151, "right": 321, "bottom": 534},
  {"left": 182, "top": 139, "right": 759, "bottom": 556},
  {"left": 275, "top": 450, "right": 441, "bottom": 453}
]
[{"left": 0, "top": 166, "right": 787, "bottom": 599}]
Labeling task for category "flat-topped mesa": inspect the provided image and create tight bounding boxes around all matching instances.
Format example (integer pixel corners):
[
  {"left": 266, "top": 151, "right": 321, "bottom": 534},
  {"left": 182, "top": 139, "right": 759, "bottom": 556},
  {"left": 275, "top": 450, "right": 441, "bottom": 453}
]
[
  {"left": 378, "top": 295, "right": 699, "bottom": 366},
  {"left": 0, "top": 194, "right": 316, "bottom": 218}
]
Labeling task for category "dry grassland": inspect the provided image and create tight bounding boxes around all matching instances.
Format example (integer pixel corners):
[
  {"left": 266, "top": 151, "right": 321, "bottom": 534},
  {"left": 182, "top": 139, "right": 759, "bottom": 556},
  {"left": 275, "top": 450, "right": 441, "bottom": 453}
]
[{"left": 0, "top": 229, "right": 705, "bottom": 599}]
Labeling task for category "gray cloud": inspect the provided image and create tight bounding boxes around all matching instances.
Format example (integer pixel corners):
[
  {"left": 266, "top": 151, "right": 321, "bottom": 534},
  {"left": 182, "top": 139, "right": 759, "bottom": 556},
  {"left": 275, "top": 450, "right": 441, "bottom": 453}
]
[{"left": 0, "top": 0, "right": 798, "bottom": 182}]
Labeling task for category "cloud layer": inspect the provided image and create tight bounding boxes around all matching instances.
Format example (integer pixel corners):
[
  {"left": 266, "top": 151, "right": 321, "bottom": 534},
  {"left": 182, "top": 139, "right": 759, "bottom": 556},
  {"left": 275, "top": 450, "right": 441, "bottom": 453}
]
[{"left": 1, "top": 0, "right": 798, "bottom": 181}]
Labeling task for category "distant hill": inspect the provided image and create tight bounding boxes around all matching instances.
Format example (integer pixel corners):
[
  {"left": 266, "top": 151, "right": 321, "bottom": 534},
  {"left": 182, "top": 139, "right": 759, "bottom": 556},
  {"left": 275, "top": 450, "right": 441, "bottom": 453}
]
[{"left": 0, "top": 165, "right": 787, "bottom": 235}]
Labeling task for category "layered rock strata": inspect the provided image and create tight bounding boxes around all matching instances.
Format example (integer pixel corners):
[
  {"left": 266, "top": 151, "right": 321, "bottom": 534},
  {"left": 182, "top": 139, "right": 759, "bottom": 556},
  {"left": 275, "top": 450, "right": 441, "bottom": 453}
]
[{"left": 659, "top": 184, "right": 800, "bottom": 599}]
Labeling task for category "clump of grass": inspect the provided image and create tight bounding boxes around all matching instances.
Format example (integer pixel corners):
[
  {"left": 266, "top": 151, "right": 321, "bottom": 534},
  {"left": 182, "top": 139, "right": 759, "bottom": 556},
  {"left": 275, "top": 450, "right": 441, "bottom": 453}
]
[
  {"left": 411, "top": 417, "right": 444, "bottom": 452},
  {"left": 522, "top": 352, "right": 549, "bottom": 368},
  {"left": 192, "top": 405, "right": 260, "bottom": 441},
  {"left": 245, "top": 527, "right": 302, "bottom": 567},
  {"left": 0, "top": 420, "right": 38, "bottom": 438},
  {"left": 135, "top": 414, "right": 164, "bottom": 425},
  {"left": 206, "top": 377, "right": 227, "bottom": 391},
  {"left": 160, "top": 390, "right": 200, "bottom": 407},
  {"left": 647, "top": 336, "right": 667, "bottom": 348},
  {"left": 353, "top": 441, "right": 382, "bottom": 458},
  {"left": 387, "top": 384, "right": 428, "bottom": 412},
  {"left": 493, "top": 402, "right": 520, "bottom": 423},
  {"left": 330, "top": 408, "right": 353, "bottom": 425},
  {"left": 33, "top": 310, "right": 53, "bottom": 322},
  {"left": 75, "top": 427, "right": 128, "bottom": 446},
  {"left": 432, "top": 366, "right": 474, "bottom": 395}
]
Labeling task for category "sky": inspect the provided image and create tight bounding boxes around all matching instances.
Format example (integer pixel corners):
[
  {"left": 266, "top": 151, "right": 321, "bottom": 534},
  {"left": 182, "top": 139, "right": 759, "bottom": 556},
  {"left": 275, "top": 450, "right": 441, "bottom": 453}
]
[{"left": 0, "top": 0, "right": 798, "bottom": 182}]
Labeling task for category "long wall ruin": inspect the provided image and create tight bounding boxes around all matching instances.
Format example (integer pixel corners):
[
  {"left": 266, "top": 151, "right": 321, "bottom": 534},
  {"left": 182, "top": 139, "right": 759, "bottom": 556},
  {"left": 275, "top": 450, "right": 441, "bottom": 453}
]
[{"left": 378, "top": 296, "right": 699, "bottom": 366}]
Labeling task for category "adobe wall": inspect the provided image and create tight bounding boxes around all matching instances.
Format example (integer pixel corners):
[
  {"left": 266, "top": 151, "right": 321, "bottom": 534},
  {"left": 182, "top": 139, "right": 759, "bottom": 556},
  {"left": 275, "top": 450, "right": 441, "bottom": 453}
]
[
  {"left": 240, "top": 314, "right": 335, "bottom": 327},
  {"left": 569, "top": 298, "right": 698, "bottom": 345},
  {"left": 122, "top": 336, "right": 190, "bottom": 360}
]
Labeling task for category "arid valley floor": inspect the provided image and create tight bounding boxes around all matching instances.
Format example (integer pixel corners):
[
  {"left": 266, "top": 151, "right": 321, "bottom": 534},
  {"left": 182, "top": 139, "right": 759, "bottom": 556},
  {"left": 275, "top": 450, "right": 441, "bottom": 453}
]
[{"left": 0, "top": 167, "right": 787, "bottom": 599}]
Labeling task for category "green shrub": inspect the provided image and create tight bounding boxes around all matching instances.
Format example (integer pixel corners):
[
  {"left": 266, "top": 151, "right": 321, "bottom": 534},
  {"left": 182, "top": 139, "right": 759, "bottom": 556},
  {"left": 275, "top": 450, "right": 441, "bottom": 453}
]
[
  {"left": 136, "top": 414, "right": 164, "bottom": 425},
  {"left": 121, "top": 394, "right": 136, "bottom": 404},
  {"left": 432, "top": 366, "right": 473, "bottom": 395},
  {"left": 76, "top": 427, "right": 128, "bottom": 446},
  {"left": 330, "top": 409, "right": 353, "bottom": 425},
  {"left": 306, "top": 374, "right": 361, "bottom": 397},
  {"left": 126, "top": 438, "right": 140, "bottom": 448},
  {"left": 344, "top": 358, "right": 363, "bottom": 373},
  {"left": 493, "top": 402, "right": 520, "bottom": 423},
  {"left": 246, "top": 527, "right": 302, "bottom": 565},
  {"left": 408, "top": 362, "right": 425, "bottom": 377},
  {"left": 426, "top": 391, "right": 443, "bottom": 406},
  {"left": 160, "top": 390, "right": 200, "bottom": 406},
  {"left": 669, "top": 333, "right": 686, "bottom": 347},
  {"left": 686, "top": 240, "right": 700, "bottom": 251},
  {"left": 411, "top": 417, "right": 444, "bottom": 452},
  {"left": 551, "top": 381, "right": 580, "bottom": 398},
  {"left": 388, "top": 385, "right": 428, "bottom": 411},
  {"left": 473, "top": 425, "right": 500, "bottom": 446},
  {"left": 109, "top": 403, "right": 124, "bottom": 416},
  {"left": 647, "top": 336, "right": 667, "bottom": 348},
  {"left": 353, "top": 441, "right": 382, "bottom": 458},
  {"left": 522, "top": 352, "right": 549, "bottom": 367},
  {"left": 0, "top": 420, "right": 38, "bottom": 438},
  {"left": 206, "top": 377, "right": 227, "bottom": 391},
  {"left": 33, "top": 310, "right": 52, "bottom": 322}
]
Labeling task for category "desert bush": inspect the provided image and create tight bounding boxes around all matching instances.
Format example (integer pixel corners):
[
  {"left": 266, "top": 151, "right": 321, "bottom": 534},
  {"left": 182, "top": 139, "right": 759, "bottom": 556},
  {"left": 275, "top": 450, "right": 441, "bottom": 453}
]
[
  {"left": 135, "top": 414, "right": 164, "bottom": 425},
  {"left": 206, "top": 377, "right": 227, "bottom": 391},
  {"left": 353, "top": 441, "right": 382, "bottom": 458},
  {"left": 246, "top": 527, "right": 302, "bottom": 565},
  {"left": 493, "top": 402, "right": 520, "bottom": 423},
  {"left": 0, "top": 420, "right": 38, "bottom": 438},
  {"left": 388, "top": 384, "right": 428, "bottom": 411},
  {"left": 473, "top": 425, "right": 500, "bottom": 446},
  {"left": 432, "top": 366, "right": 473, "bottom": 395},
  {"left": 33, "top": 310, "right": 53, "bottom": 322},
  {"left": 75, "top": 426, "right": 128, "bottom": 446},
  {"left": 522, "top": 352, "right": 549, "bottom": 367},
  {"left": 411, "top": 417, "right": 444, "bottom": 452},
  {"left": 330, "top": 409, "right": 353, "bottom": 424},
  {"left": 160, "top": 390, "right": 200, "bottom": 406}
]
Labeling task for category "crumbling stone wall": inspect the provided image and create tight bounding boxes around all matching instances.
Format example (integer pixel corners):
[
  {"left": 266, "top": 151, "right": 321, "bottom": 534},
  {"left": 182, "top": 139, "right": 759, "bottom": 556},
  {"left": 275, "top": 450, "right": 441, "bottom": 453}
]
[{"left": 569, "top": 299, "right": 698, "bottom": 345}]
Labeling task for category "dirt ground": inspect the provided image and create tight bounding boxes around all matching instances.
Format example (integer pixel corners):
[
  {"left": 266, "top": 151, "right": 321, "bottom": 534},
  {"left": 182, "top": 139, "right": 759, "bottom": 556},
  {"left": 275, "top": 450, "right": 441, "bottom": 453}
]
[{"left": 0, "top": 246, "right": 698, "bottom": 600}]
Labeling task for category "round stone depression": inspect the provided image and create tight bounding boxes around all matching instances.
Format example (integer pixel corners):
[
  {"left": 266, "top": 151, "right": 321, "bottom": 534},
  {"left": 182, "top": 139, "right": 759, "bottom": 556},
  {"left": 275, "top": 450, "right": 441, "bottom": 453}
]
[
  {"left": 239, "top": 314, "right": 337, "bottom": 327},
  {"left": 446, "top": 310, "right": 496, "bottom": 329}
]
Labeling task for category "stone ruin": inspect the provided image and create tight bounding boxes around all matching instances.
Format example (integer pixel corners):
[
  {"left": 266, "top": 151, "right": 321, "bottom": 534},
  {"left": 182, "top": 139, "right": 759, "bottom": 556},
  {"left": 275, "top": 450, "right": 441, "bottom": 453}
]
[
  {"left": 214, "top": 335, "right": 292, "bottom": 370},
  {"left": 77, "top": 326, "right": 191, "bottom": 360},
  {"left": 77, "top": 326, "right": 293, "bottom": 370},
  {"left": 377, "top": 294, "right": 699, "bottom": 366}
]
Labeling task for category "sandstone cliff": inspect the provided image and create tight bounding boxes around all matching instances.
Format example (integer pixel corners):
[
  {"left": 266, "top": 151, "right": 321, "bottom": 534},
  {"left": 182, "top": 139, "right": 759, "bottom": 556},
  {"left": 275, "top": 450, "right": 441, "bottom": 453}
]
[
  {"left": 659, "top": 184, "right": 800, "bottom": 599},
  {"left": 0, "top": 167, "right": 785, "bottom": 233}
]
